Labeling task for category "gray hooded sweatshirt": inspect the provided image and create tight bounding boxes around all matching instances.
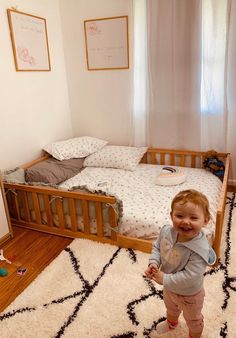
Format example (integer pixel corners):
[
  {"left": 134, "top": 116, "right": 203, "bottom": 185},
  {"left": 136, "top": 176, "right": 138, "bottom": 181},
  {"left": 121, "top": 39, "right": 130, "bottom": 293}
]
[{"left": 149, "top": 224, "right": 216, "bottom": 296}]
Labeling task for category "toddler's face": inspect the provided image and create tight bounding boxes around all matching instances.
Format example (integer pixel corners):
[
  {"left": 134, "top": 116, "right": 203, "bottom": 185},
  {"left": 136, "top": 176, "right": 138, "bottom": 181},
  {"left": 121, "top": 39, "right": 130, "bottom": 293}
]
[{"left": 170, "top": 201, "right": 209, "bottom": 242}]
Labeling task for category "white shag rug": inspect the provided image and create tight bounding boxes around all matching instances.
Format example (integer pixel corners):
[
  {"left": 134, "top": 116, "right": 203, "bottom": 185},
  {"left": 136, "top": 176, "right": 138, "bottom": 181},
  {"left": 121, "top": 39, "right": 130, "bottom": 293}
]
[{"left": 0, "top": 193, "right": 236, "bottom": 338}]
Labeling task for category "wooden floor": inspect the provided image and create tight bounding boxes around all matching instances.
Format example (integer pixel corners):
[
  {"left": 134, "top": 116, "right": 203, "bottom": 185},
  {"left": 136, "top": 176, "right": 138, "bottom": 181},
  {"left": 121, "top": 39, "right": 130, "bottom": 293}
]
[{"left": 0, "top": 226, "right": 72, "bottom": 312}]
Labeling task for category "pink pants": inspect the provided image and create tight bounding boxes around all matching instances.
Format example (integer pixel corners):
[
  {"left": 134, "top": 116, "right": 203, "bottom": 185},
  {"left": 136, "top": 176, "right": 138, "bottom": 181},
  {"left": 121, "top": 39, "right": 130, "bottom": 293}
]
[{"left": 163, "top": 288, "right": 205, "bottom": 333}]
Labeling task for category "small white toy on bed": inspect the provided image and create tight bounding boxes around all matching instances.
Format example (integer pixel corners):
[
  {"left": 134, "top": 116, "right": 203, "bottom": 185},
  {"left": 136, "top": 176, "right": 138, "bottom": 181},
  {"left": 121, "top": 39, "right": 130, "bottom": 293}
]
[{"left": 155, "top": 166, "right": 186, "bottom": 186}]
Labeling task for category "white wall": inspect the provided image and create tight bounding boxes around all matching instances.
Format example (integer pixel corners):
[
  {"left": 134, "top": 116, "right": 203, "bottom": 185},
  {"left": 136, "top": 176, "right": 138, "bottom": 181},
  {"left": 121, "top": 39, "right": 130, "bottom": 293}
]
[
  {"left": 59, "top": 0, "right": 133, "bottom": 145},
  {"left": 0, "top": 0, "right": 72, "bottom": 169}
]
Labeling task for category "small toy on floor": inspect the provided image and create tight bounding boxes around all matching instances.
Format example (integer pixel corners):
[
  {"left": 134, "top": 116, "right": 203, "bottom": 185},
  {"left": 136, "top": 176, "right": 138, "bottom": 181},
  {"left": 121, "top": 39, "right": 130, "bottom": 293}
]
[
  {"left": 0, "top": 249, "right": 12, "bottom": 264},
  {"left": 0, "top": 267, "right": 8, "bottom": 277},
  {"left": 17, "top": 268, "right": 27, "bottom": 276}
]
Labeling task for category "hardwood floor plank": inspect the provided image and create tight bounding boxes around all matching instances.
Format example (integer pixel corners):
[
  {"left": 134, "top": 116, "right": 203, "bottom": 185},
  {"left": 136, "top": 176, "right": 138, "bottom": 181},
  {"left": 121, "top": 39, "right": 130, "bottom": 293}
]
[{"left": 0, "top": 226, "right": 72, "bottom": 312}]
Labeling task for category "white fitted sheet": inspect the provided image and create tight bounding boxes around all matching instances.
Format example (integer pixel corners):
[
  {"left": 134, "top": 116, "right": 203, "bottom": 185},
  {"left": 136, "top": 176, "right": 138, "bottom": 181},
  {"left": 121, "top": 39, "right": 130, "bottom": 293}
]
[{"left": 59, "top": 164, "right": 222, "bottom": 241}]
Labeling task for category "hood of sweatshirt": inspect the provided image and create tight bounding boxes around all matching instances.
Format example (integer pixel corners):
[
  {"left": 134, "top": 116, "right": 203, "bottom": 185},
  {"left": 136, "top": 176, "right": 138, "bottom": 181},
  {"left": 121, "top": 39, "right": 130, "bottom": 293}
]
[{"left": 179, "top": 231, "right": 216, "bottom": 265}]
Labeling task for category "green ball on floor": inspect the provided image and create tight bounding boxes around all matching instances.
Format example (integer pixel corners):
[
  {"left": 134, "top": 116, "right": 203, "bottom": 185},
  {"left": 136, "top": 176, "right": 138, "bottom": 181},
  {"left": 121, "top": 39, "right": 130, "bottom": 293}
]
[{"left": 0, "top": 267, "right": 8, "bottom": 277}]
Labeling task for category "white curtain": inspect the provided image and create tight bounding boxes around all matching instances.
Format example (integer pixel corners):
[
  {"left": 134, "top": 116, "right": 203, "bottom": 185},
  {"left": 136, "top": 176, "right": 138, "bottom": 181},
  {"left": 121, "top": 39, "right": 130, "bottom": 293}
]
[
  {"left": 132, "top": 0, "right": 232, "bottom": 153},
  {"left": 131, "top": 0, "right": 149, "bottom": 146},
  {"left": 200, "top": 0, "right": 229, "bottom": 151}
]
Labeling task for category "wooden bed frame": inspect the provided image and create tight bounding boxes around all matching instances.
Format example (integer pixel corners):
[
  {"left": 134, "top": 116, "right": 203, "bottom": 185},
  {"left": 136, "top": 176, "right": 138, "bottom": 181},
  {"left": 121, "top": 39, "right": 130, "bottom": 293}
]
[{"left": 3, "top": 148, "right": 230, "bottom": 265}]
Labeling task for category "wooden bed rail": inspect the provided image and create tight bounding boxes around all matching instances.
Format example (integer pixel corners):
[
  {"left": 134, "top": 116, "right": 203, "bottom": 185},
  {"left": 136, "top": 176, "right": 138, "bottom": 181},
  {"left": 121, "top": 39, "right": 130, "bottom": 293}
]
[
  {"left": 4, "top": 182, "right": 119, "bottom": 245},
  {"left": 212, "top": 153, "right": 230, "bottom": 259},
  {"left": 142, "top": 148, "right": 229, "bottom": 168},
  {"left": 20, "top": 154, "right": 50, "bottom": 169},
  {"left": 22, "top": 148, "right": 229, "bottom": 169}
]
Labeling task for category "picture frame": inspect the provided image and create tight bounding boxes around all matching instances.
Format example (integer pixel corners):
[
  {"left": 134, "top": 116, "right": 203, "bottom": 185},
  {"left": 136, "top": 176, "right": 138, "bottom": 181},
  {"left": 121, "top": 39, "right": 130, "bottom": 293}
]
[
  {"left": 84, "top": 16, "right": 129, "bottom": 71},
  {"left": 7, "top": 9, "right": 51, "bottom": 71}
]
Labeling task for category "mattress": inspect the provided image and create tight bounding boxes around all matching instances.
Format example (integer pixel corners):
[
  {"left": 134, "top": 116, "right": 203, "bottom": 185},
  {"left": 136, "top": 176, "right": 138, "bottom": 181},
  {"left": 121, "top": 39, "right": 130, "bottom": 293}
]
[{"left": 59, "top": 164, "right": 222, "bottom": 241}]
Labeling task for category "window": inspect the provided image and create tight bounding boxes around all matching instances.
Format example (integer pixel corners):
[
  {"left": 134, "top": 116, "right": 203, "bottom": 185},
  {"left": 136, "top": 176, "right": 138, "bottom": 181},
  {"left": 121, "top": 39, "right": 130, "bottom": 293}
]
[{"left": 201, "top": 0, "right": 227, "bottom": 115}]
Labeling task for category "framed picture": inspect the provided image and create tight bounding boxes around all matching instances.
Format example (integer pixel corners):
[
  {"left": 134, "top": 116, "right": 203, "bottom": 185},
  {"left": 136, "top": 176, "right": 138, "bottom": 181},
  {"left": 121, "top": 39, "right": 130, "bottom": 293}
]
[
  {"left": 84, "top": 16, "right": 129, "bottom": 70},
  {"left": 7, "top": 9, "right": 51, "bottom": 71}
]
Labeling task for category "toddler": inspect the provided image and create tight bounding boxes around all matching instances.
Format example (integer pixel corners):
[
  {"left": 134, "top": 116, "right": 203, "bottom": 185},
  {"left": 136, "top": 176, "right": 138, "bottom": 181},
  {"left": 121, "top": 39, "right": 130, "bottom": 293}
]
[{"left": 145, "top": 189, "right": 216, "bottom": 338}]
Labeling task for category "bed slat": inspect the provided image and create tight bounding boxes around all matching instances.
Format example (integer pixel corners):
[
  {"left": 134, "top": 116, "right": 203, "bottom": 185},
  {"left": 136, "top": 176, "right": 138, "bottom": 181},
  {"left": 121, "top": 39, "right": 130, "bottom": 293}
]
[
  {"left": 191, "top": 155, "right": 196, "bottom": 168},
  {"left": 13, "top": 193, "right": 21, "bottom": 220},
  {"left": 95, "top": 202, "right": 103, "bottom": 237},
  {"left": 32, "top": 193, "right": 41, "bottom": 224},
  {"left": 55, "top": 197, "right": 65, "bottom": 229},
  {"left": 43, "top": 195, "right": 53, "bottom": 227},
  {"left": 160, "top": 153, "right": 165, "bottom": 165},
  {"left": 109, "top": 206, "right": 117, "bottom": 241},
  {"left": 20, "top": 191, "right": 30, "bottom": 222},
  {"left": 150, "top": 153, "right": 157, "bottom": 164},
  {"left": 180, "top": 155, "right": 185, "bottom": 167},
  {"left": 68, "top": 198, "right": 77, "bottom": 232},
  {"left": 170, "top": 154, "right": 175, "bottom": 165},
  {"left": 82, "top": 200, "right": 90, "bottom": 233}
]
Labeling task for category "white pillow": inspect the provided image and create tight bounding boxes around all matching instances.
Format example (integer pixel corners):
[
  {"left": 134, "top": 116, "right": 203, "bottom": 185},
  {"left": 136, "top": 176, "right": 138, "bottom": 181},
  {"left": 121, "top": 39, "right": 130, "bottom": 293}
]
[
  {"left": 84, "top": 145, "right": 148, "bottom": 171},
  {"left": 43, "top": 136, "right": 107, "bottom": 161},
  {"left": 155, "top": 166, "right": 186, "bottom": 186}
]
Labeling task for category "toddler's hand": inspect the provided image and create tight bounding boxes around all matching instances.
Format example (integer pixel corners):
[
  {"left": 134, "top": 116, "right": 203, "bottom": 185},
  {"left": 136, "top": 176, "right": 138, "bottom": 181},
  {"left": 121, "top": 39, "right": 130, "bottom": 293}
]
[
  {"left": 145, "top": 263, "right": 159, "bottom": 279},
  {"left": 152, "top": 270, "right": 164, "bottom": 285}
]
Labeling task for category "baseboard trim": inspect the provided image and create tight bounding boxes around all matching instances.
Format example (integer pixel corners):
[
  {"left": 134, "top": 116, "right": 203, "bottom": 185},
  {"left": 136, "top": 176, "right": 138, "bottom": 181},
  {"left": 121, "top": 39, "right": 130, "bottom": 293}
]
[{"left": 0, "top": 233, "right": 12, "bottom": 246}]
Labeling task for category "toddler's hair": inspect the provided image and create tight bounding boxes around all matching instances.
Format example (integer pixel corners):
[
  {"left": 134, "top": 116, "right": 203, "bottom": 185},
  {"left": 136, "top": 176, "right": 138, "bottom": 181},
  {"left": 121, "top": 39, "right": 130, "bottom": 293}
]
[{"left": 171, "top": 189, "right": 210, "bottom": 220}]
